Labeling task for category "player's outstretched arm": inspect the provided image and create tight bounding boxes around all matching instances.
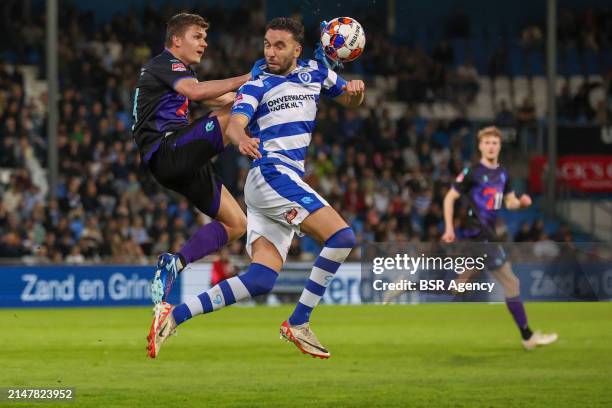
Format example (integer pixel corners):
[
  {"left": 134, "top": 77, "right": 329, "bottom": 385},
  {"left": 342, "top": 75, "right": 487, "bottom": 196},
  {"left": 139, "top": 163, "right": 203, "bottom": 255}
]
[
  {"left": 442, "top": 188, "right": 461, "bottom": 242},
  {"left": 335, "top": 80, "right": 365, "bottom": 108},
  {"left": 203, "top": 92, "right": 237, "bottom": 108},
  {"left": 504, "top": 192, "right": 532, "bottom": 210},
  {"left": 175, "top": 74, "right": 250, "bottom": 101},
  {"left": 226, "top": 113, "right": 262, "bottom": 159}
]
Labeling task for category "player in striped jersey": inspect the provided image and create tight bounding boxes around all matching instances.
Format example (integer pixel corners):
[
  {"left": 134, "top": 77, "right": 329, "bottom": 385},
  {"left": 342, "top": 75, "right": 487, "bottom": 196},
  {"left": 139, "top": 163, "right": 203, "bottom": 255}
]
[{"left": 150, "top": 17, "right": 365, "bottom": 359}]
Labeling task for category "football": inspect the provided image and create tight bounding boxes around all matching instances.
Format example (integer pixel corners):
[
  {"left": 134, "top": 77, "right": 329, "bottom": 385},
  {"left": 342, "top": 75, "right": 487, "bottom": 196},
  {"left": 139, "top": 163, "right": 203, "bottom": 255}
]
[{"left": 320, "top": 17, "right": 366, "bottom": 63}]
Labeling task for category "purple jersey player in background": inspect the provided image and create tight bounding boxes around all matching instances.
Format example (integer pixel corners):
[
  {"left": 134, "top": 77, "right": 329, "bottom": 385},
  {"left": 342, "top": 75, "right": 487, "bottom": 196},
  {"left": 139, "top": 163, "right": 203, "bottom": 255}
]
[{"left": 442, "top": 126, "right": 558, "bottom": 350}]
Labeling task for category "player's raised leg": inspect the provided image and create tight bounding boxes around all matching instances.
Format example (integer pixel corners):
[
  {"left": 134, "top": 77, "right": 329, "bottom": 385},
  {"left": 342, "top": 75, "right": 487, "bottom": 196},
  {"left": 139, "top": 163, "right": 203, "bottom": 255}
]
[
  {"left": 170, "top": 236, "right": 279, "bottom": 327},
  {"left": 151, "top": 184, "right": 247, "bottom": 303},
  {"left": 150, "top": 107, "right": 247, "bottom": 304},
  {"left": 280, "top": 206, "right": 356, "bottom": 359},
  {"left": 148, "top": 236, "right": 278, "bottom": 359},
  {"left": 491, "top": 262, "right": 558, "bottom": 350}
]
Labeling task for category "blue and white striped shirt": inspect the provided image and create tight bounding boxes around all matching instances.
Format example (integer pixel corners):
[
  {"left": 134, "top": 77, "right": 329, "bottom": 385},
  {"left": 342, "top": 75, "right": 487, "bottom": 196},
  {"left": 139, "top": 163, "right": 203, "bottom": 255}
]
[{"left": 231, "top": 59, "right": 346, "bottom": 177}]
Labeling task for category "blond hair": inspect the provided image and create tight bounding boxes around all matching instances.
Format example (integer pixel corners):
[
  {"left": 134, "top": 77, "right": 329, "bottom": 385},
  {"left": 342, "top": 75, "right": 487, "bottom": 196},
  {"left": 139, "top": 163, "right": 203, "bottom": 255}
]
[{"left": 477, "top": 126, "right": 502, "bottom": 142}]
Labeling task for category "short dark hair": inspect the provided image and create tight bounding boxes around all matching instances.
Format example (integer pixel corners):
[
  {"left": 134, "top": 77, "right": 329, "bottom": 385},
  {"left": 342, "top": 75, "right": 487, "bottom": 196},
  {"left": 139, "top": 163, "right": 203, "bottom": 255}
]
[
  {"left": 265, "top": 17, "right": 304, "bottom": 45},
  {"left": 165, "top": 13, "right": 209, "bottom": 47}
]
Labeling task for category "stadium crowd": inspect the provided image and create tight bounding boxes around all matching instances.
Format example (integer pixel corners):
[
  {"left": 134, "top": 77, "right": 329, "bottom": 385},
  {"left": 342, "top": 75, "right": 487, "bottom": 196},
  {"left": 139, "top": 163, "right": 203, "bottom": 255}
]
[{"left": 0, "top": 3, "right": 606, "bottom": 262}]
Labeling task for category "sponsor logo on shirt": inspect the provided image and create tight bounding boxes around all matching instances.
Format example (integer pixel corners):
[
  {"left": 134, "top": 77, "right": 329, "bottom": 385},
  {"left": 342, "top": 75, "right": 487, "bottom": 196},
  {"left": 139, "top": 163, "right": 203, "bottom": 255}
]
[
  {"left": 265, "top": 94, "right": 316, "bottom": 112},
  {"left": 172, "top": 62, "right": 187, "bottom": 72},
  {"left": 298, "top": 72, "right": 312, "bottom": 84}
]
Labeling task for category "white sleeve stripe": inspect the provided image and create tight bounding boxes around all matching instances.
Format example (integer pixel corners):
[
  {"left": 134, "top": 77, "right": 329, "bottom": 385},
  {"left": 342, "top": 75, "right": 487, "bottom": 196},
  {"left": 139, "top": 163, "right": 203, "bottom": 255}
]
[
  {"left": 239, "top": 94, "right": 260, "bottom": 110},
  {"left": 308, "top": 59, "right": 319, "bottom": 70},
  {"left": 323, "top": 69, "right": 338, "bottom": 90},
  {"left": 245, "top": 78, "right": 265, "bottom": 88}
]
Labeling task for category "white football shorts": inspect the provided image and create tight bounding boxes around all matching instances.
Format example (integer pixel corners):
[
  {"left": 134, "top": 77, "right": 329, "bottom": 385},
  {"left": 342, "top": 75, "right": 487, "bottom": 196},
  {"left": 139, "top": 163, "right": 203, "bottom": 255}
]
[{"left": 244, "top": 164, "right": 329, "bottom": 262}]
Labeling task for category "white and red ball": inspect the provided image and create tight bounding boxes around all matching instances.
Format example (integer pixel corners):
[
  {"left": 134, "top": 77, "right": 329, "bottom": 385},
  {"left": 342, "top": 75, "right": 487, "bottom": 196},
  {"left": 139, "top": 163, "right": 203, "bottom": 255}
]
[{"left": 320, "top": 17, "right": 366, "bottom": 63}]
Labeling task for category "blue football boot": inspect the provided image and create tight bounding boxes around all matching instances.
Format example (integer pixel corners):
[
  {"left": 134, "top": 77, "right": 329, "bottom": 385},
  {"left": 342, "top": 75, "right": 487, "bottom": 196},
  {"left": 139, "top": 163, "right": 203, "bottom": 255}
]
[{"left": 151, "top": 253, "right": 182, "bottom": 304}]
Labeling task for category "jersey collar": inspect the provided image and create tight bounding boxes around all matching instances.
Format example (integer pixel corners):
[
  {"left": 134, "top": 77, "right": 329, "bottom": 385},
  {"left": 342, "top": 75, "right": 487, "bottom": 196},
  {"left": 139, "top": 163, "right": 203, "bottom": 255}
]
[
  {"left": 479, "top": 159, "right": 499, "bottom": 169},
  {"left": 163, "top": 48, "right": 190, "bottom": 67}
]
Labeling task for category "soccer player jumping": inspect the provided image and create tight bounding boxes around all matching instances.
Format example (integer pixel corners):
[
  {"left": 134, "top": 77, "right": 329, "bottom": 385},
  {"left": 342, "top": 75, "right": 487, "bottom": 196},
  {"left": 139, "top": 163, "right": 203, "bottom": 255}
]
[
  {"left": 132, "top": 14, "right": 253, "bottom": 356},
  {"left": 442, "top": 126, "right": 558, "bottom": 350},
  {"left": 148, "top": 17, "right": 364, "bottom": 359}
]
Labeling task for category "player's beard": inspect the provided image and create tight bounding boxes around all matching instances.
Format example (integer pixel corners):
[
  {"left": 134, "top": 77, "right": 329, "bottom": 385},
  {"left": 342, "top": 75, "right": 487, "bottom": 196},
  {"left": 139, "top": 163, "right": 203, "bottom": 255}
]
[{"left": 267, "top": 56, "right": 293, "bottom": 75}]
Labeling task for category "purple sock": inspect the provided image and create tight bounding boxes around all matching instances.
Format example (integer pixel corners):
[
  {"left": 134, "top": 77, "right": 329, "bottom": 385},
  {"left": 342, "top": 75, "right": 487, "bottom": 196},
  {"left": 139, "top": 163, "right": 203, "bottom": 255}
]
[
  {"left": 505, "top": 296, "right": 528, "bottom": 329},
  {"left": 178, "top": 220, "right": 228, "bottom": 264}
]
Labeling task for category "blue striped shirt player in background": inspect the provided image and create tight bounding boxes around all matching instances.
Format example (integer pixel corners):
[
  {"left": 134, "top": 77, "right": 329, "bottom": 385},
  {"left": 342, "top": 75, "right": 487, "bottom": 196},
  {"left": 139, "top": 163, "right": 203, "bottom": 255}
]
[{"left": 154, "top": 17, "right": 365, "bottom": 359}]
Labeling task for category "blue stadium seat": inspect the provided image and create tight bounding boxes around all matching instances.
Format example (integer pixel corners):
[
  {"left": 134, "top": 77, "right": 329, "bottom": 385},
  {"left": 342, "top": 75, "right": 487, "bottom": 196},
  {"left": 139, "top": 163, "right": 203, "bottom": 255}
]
[
  {"left": 527, "top": 50, "right": 544, "bottom": 75},
  {"left": 509, "top": 45, "right": 523, "bottom": 76},
  {"left": 416, "top": 27, "right": 427, "bottom": 49},
  {"left": 543, "top": 219, "right": 561, "bottom": 236},
  {"left": 472, "top": 36, "right": 487, "bottom": 73},
  {"left": 565, "top": 48, "right": 580, "bottom": 75},
  {"left": 603, "top": 49, "right": 612, "bottom": 69},
  {"left": 584, "top": 49, "right": 597, "bottom": 75},
  {"left": 452, "top": 38, "right": 467, "bottom": 68}
]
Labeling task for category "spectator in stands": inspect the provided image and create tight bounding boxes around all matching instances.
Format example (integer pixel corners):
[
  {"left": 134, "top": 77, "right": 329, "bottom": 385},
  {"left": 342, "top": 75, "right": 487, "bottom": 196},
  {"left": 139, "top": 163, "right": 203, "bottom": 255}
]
[
  {"left": 495, "top": 100, "right": 515, "bottom": 126},
  {"left": 210, "top": 248, "right": 237, "bottom": 286},
  {"left": 520, "top": 25, "right": 543, "bottom": 50},
  {"left": 573, "top": 84, "right": 595, "bottom": 122},
  {"left": 528, "top": 219, "right": 545, "bottom": 241},
  {"left": 514, "top": 222, "right": 532, "bottom": 242},
  {"left": 2, "top": 1, "right": 602, "bottom": 263},
  {"left": 516, "top": 96, "right": 537, "bottom": 127},
  {"left": 557, "top": 83, "right": 575, "bottom": 122},
  {"left": 0, "top": 231, "right": 29, "bottom": 258},
  {"left": 594, "top": 100, "right": 608, "bottom": 126},
  {"left": 552, "top": 223, "right": 572, "bottom": 242},
  {"left": 454, "top": 60, "right": 480, "bottom": 104},
  {"left": 432, "top": 40, "right": 454, "bottom": 67},
  {"left": 488, "top": 46, "right": 509, "bottom": 78}
]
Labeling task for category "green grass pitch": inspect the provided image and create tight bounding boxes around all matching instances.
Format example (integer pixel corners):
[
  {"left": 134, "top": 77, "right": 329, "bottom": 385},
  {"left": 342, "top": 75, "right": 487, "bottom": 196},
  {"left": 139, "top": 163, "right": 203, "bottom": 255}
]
[{"left": 1, "top": 303, "right": 611, "bottom": 407}]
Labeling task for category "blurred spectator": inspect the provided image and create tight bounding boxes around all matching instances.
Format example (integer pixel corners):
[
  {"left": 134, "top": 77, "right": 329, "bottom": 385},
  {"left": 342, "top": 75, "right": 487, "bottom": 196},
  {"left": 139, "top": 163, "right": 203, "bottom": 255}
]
[
  {"left": 0, "top": 1, "right": 592, "bottom": 264},
  {"left": 495, "top": 100, "right": 515, "bottom": 127},
  {"left": 453, "top": 61, "right": 479, "bottom": 103},
  {"left": 514, "top": 222, "right": 532, "bottom": 242},
  {"left": 516, "top": 97, "right": 537, "bottom": 127},
  {"left": 520, "top": 25, "right": 543, "bottom": 50},
  {"left": 210, "top": 249, "right": 237, "bottom": 286}
]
